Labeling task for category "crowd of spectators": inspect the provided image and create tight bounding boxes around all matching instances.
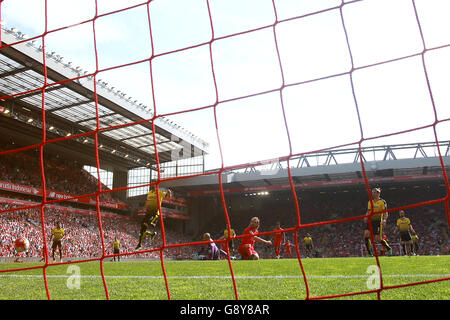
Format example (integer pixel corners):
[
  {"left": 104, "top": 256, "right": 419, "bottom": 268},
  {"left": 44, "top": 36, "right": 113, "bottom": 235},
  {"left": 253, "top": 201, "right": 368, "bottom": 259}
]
[
  {"left": 1, "top": 186, "right": 448, "bottom": 260},
  {"left": 0, "top": 146, "right": 201, "bottom": 261},
  {"left": 1, "top": 144, "right": 449, "bottom": 260},
  {"left": 0, "top": 202, "right": 193, "bottom": 260},
  {"left": 0, "top": 147, "right": 124, "bottom": 204},
  {"left": 200, "top": 185, "right": 450, "bottom": 259}
]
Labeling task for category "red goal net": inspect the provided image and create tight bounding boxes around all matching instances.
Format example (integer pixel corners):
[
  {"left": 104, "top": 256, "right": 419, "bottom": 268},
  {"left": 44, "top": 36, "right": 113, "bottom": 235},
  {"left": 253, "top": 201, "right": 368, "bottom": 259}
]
[{"left": 0, "top": 0, "right": 449, "bottom": 300}]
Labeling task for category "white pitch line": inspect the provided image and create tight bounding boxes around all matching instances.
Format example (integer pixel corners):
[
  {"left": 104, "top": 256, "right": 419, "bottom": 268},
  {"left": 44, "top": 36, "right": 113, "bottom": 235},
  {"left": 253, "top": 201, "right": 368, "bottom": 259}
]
[{"left": 0, "top": 274, "right": 449, "bottom": 279}]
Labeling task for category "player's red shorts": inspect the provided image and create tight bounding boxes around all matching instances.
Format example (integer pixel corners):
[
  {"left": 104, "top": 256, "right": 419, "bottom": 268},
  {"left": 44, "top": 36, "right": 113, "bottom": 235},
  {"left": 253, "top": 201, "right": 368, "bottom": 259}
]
[
  {"left": 274, "top": 240, "right": 282, "bottom": 248},
  {"left": 239, "top": 244, "right": 257, "bottom": 260}
]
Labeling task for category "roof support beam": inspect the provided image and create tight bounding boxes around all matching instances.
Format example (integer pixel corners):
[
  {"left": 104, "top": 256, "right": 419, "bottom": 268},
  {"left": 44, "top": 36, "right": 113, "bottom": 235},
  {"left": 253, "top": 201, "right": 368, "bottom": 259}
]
[
  {"left": 75, "top": 112, "right": 116, "bottom": 124},
  {"left": 47, "top": 99, "right": 94, "bottom": 114},
  {"left": 0, "top": 66, "right": 30, "bottom": 78},
  {"left": 11, "top": 84, "right": 64, "bottom": 101}
]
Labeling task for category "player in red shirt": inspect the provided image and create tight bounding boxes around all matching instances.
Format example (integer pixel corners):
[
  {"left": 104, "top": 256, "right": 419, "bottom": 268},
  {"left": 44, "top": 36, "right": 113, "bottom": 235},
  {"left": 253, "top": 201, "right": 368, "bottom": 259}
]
[
  {"left": 273, "top": 222, "right": 284, "bottom": 259},
  {"left": 284, "top": 240, "right": 293, "bottom": 258},
  {"left": 238, "top": 217, "right": 272, "bottom": 260}
]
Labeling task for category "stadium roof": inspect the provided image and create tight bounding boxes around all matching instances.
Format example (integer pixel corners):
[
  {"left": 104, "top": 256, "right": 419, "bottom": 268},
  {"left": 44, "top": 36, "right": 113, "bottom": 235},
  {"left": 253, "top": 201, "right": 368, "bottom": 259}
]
[
  {"left": 164, "top": 141, "right": 450, "bottom": 195},
  {"left": 0, "top": 27, "right": 209, "bottom": 171}
]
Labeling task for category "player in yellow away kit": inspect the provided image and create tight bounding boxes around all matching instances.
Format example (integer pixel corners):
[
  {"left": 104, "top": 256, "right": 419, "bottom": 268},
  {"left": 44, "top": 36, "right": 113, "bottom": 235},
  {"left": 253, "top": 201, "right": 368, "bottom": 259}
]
[
  {"left": 303, "top": 233, "right": 314, "bottom": 258},
  {"left": 363, "top": 188, "right": 392, "bottom": 256},
  {"left": 219, "top": 225, "right": 236, "bottom": 256},
  {"left": 112, "top": 238, "right": 121, "bottom": 261},
  {"left": 50, "top": 221, "right": 65, "bottom": 263},
  {"left": 135, "top": 185, "right": 172, "bottom": 251},
  {"left": 394, "top": 210, "right": 416, "bottom": 256}
]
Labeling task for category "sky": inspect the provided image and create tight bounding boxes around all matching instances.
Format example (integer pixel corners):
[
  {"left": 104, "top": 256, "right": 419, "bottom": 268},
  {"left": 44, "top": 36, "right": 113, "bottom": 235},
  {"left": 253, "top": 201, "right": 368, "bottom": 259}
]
[{"left": 1, "top": 0, "right": 450, "bottom": 172}]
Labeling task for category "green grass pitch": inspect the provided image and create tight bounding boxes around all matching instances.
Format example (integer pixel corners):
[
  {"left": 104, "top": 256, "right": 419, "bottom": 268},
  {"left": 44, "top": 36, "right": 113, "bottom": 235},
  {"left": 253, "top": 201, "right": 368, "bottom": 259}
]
[{"left": 0, "top": 255, "right": 448, "bottom": 300}]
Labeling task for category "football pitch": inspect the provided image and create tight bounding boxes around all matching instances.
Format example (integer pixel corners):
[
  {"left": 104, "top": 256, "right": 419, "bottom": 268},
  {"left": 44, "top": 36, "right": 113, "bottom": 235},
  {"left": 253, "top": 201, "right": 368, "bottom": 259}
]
[{"left": 0, "top": 255, "right": 448, "bottom": 300}]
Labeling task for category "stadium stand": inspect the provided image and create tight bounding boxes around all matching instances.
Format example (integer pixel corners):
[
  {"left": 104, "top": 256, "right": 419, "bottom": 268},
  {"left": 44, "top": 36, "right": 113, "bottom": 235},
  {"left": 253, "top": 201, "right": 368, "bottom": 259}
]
[
  {"left": 1, "top": 149, "right": 448, "bottom": 261},
  {"left": 0, "top": 144, "right": 193, "bottom": 260},
  {"left": 0, "top": 202, "right": 194, "bottom": 260},
  {"left": 195, "top": 184, "right": 450, "bottom": 259},
  {"left": 0, "top": 145, "right": 125, "bottom": 205}
]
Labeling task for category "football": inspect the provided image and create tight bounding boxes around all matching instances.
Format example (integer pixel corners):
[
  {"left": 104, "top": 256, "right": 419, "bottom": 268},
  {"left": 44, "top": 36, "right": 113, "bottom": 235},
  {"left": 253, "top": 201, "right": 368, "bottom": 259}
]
[{"left": 14, "top": 237, "right": 30, "bottom": 253}]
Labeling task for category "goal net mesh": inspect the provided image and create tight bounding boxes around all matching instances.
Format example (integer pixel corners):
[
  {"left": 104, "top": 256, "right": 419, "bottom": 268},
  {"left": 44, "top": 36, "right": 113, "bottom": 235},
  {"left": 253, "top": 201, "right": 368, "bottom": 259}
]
[{"left": 0, "top": 0, "right": 449, "bottom": 300}]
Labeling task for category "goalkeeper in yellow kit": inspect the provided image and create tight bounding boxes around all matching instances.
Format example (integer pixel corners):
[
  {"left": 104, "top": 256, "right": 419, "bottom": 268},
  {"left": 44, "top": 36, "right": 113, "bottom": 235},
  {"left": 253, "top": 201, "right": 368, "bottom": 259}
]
[{"left": 135, "top": 185, "right": 172, "bottom": 251}]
